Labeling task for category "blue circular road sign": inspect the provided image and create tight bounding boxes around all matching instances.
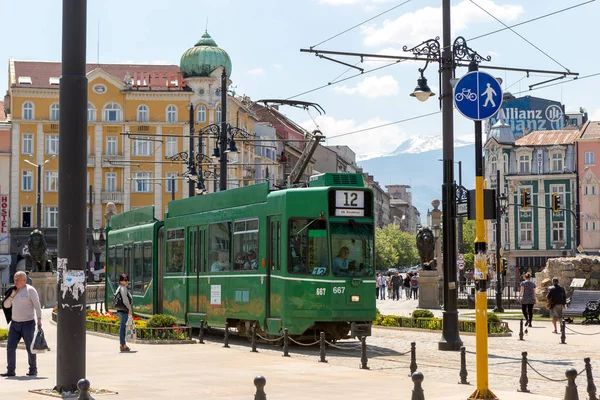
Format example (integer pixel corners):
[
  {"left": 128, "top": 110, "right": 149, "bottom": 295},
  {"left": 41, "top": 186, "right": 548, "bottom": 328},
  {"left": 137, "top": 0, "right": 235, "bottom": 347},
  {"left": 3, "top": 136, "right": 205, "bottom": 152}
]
[{"left": 454, "top": 71, "right": 503, "bottom": 121}]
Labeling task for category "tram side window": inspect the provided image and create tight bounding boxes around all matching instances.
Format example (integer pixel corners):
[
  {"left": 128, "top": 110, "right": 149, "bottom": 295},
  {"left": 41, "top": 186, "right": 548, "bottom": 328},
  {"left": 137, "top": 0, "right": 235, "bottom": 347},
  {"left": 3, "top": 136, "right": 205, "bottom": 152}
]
[
  {"left": 209, "top": 222, "right": 232, "bottom": 272},
  {"left": 233, "top": 219, "right": 259, "bottom": 271},
  {"left": 166, "top": 228, "right": 185, "bottom": 273},
  {"left": 132, "top": 243, "right": 143, "bottom": 295},
  {"left": 108, "top": 246, "right": 116, "bottom": 285},
  {"left": 143, "top": 241, "right": 153, "bottom": 290},
  {"left": 115, "top": 245, "right": 124, "bottom": 283},
  {"left": 288, "top": 218, "right": 328, "bottom": 276}
]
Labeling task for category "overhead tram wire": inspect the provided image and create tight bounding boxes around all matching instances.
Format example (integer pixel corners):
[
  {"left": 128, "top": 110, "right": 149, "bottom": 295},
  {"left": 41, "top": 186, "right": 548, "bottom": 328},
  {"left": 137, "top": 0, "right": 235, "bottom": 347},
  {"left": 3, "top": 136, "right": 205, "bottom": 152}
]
[
  {"left": 310, "top": 0, "right": 412, "bottom": 49},
  {"left": 512, "top": 71, "right": 600, "bottom": 96},
  {"left": 289, "top": 1, "right": 593, "bottom": 102},
  {"left": 469, "top": 0, "right": 572, "bottom": 73},
  {"left": 328, "top": 111, "right": 441, "bottom": 139}
]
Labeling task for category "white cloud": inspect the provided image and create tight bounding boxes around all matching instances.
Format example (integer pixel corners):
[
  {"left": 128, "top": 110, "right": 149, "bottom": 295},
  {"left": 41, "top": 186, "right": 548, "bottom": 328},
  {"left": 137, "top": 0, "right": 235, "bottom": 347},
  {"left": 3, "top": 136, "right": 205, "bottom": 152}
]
[
  {"left": 248, "top": 68, "right": 265, "bottom": 76},
  {"left": 591, "top": 109, "right": 600, "bottom": 121},
  {"left": 272, "top": 64, "right": 283, "bottom": 70},
  {"left": 334, "top": 75, "right": 399, "bottom": 98},
  {"left": 319, "top": 0, "right": 394, "bottom": 5},
  {"left": 361, "top": 0, "right": 524, "bottom": 48},
  {"left": 301, "top": 115, "right": 410, "bottom": 160}
]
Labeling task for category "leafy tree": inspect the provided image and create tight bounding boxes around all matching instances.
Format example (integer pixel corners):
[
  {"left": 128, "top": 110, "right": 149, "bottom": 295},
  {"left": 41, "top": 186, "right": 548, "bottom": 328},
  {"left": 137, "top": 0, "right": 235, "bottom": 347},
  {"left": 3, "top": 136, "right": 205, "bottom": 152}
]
[
  {"left": 461, "top": 219, "right": 476, "bottom": 269},
  {"left": 375, "top": 225, "right": 419, "bottom": 268},
  {"left": 397, "top": 230, "right": 419, "bottom": 267}
]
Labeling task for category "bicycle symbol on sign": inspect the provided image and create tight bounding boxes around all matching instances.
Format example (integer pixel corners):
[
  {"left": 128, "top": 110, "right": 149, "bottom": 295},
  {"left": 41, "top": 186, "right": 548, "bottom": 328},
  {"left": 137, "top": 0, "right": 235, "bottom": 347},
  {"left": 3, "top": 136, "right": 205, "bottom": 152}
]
[{"left": 455, "top": 88, "right": 477, "bottom": 102}]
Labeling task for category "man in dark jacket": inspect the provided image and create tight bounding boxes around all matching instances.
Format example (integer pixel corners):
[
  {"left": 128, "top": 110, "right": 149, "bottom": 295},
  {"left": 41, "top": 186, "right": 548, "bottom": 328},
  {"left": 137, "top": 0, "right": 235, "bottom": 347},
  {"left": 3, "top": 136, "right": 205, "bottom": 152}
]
[
  {"left": 391, "top": 272, "right": 402, "bottom": 300},
  {"left": 2, "top": 286, "right": 16, "bottom": 324},
  {"left": 546, "top": 277, "right": 566, "bottom": 334},
  {"left": 403, "top": 273, "right": 412, "bottom": 299}
]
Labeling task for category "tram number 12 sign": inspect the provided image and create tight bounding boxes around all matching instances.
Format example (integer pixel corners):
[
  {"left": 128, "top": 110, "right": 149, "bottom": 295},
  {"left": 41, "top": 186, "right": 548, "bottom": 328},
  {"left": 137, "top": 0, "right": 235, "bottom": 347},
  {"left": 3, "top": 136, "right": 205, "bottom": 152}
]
[{"left": 335, "top": 190, "right": 365, "bottom": 217}]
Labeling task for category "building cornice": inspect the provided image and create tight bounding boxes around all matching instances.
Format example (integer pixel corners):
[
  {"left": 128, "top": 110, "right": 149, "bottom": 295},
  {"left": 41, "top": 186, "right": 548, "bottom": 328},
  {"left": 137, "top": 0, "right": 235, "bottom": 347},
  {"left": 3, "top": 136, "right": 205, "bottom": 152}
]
[
  {"left": 124, "top": 91, "right": 192, "bottom": 101},
  {"left": 10, "top": 88, "right": 59, "bottom": 99}
]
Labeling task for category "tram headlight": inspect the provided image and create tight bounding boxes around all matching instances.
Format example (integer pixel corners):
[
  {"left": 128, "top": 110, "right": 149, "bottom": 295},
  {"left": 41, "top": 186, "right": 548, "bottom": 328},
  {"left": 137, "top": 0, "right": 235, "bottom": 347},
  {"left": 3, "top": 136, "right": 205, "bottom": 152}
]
[{"left": 351, "top": 295, "right": 360, "bottom": 302}]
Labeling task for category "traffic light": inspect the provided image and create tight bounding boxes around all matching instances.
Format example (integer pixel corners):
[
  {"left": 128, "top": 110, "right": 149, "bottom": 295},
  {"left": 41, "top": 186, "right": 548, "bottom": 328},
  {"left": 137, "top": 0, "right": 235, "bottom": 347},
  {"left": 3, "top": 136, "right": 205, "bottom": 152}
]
[
  {"left": 552, "top": 193, "right": 561, "bottom": 213},
  {"left": 522, "top": 190, "right": 531, "bottom": 209}
]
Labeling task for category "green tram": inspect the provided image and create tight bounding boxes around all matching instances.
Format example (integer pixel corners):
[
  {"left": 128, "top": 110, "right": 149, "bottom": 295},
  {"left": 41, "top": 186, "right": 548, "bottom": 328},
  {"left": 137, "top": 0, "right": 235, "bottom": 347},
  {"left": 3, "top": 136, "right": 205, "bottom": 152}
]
[{"left": 105, "top": 173, "right": 376, "bottom": 340}]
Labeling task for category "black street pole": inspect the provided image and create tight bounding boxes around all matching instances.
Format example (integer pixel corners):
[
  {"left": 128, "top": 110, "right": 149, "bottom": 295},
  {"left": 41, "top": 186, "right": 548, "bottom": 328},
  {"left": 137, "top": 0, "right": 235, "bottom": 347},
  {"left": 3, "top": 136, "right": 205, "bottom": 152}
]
[
  {"left": 575, "top": 172, "right": 581, "bottom": 251},
  {"left": 188, "top": 102, "right": 196, "bottom": 198},
  {"left": 457, "top": 161, "right": 463, "bottom": 254},
  {"left": 219, "top": 68, "right": 228, "bottom": 191},
  {"left": 494, "top": 169, "right": 504, "bottom": 312},
  {"left": 36, "top": 163, "right": 41, "bottom": 229},
  {"left": 56, "top": 0, "right": 87, "bottom": 392},
  {"left": 87, "top": 185, "right": 93, "bottom": 283},
  {"left": 171, "top": 177, "right": 175, "bottom": 202},
  {"left": 439, "top": 0, "right": 463, "bottom": 352}
]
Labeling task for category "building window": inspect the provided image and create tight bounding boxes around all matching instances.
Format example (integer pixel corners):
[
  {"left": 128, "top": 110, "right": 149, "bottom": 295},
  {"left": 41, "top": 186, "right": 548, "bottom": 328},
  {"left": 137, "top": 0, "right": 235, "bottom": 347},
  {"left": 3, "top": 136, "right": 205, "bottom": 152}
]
[
  {"left": 105, "top": 172, "right": 117, "bottom": 192},
  {"left": 45, "top": 206, "right": 58, "bottom": 228},
  {"left": 137, "top": 105, "right": 149, "bottom": 122},
  {"left": 103, "top": 103, "right": 122, "bottom": 122},
  {"left": 132, "top": 137, "right": 152, "bottom": 156},
  {"left": 166, "top": 137, "right": 177, "bottom": 158},
  {"left": 22, "top": 102, "right": 34, "bottom": 120},
  {"left": 519, "top": 155, "right": 530, "bottom": 173},
  {"left": 551, "top": 153, "right": 563, "bottom": 172},
  {"left": 106, "top": 136, "right": 117, "bottom": 155},
  {"left": 216, "top": 105, "right": 222, "bottom": 124},
  {"left": 45, "top": 171, "right": 59, "bottom": 191},
  {"left": 519, "top": 222, "right": 533, "bottom": 242},
  {"left": 88, "top": 103, "right": 96, "bottom": 122},
  {"left": 22, "top": 134, "right": 33, "bottom": 155},
  {"left": 552, "top": 221, "right": 565, "bottom": 242},
  {"left": 550, "top": 185, "right": 565, "bottom": 208},
  {"left": 165, "top": 173, "right": 178, "bottom": 193},
  {"left": 132, "top": 172, "right": 152, "bottom": 192},
  {"left": 584, "top": 185, "right": 597, "bottom": 196},
  {"left": 46, "top": 134, "right": 59, "bottom": 155},
  {"left": 21, "top": 206, "right": 32, "bottom": 228},
  {"left": 197, "top": 105, "right": 206, "bottom": 122},
  {"left": 503, "top": 154, "right": 509, "bottom": 173},
  {"left": 50, "top": 103, "right": 60, "bottom": 121},
  {"left": 166, "top": 105, "right": 177, "bottom": 123},
  {"left": 489, "top": 156, "right": 497, "bottom": 175},
  {"left": 585, "top": 152, "right": 595, "bottom": 165},
  {"left": 22, "top": 170, "right": 33, "bottom": 191}
]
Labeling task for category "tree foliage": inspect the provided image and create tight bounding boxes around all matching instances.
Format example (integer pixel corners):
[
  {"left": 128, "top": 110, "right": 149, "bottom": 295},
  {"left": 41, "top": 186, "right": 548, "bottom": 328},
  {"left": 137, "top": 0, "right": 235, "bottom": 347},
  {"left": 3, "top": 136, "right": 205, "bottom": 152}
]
[
  {"left": 461, "top": 219, "right": 476, "bottom": 269},
  {"left": 375, "top": 225, "right": 419, "bottom": 269}
]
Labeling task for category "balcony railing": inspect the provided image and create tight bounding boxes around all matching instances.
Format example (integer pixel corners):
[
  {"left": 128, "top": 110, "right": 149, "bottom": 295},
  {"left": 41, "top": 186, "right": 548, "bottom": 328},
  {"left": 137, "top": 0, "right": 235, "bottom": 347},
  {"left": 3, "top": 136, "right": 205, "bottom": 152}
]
[
  {"left": 102, "top": 154, "right": 125, "bottom": 168},
  {"left": 87, "top": 154, "right": 95, "bottom": 167},
  {"left": 101, "top": 191, "right": 124, "bottom": 204}
]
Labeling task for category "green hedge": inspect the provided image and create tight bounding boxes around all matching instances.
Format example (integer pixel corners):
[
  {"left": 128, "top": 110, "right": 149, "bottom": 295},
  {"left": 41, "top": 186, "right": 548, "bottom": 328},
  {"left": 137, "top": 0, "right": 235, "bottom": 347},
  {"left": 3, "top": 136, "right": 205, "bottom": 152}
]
[
  {"left": 374, "top": 313, "right": 510, "bottom": 334},
  {"left": 0, "top": 328, "right": 8, "bottom": 341}
]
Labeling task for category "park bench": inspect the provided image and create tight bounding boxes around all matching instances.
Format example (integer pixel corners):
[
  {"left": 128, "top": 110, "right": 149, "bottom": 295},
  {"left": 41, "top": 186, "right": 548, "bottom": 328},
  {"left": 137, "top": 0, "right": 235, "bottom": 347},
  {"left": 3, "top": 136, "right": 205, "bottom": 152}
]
[{"left": 563, "top": 290, "right": 600, "bottom": 324}]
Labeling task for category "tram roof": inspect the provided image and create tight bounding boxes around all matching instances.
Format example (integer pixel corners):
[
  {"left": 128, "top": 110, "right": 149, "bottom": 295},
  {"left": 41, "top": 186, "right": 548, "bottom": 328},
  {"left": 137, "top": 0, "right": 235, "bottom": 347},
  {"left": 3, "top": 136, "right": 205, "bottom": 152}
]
[{"left": 109, "top": 205, "right": 157, "bottom": 230}]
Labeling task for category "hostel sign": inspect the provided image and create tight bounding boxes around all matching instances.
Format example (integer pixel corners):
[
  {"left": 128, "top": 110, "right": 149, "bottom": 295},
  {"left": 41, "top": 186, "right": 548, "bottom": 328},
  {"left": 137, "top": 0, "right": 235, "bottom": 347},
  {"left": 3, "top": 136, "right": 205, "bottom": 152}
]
[
  {"left": 0, "top": 189, "right": 8, "bottom": 254},
  {"left": 488, "top": 96, "right": 565, "bottom": 138}
]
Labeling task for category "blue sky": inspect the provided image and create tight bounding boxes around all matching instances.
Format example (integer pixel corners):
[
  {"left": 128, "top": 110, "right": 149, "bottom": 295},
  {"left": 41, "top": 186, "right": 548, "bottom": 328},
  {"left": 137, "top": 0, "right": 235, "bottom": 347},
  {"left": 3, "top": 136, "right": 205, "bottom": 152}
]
[{"left": 2, "top": 0, "right": 599, "bottom": 162}]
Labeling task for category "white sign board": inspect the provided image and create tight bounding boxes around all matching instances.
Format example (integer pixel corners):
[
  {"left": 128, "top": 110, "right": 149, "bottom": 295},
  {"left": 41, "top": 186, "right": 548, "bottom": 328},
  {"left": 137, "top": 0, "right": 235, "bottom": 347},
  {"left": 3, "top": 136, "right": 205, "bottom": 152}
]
[
  {"left": 457, "top": 203, "right": 468, "bottom": 216},
  {"left": 0, "top": 192, "right": 8, "bottom": 254},
  {"left": 210, "top": 285, "right": 222, "bottom": 305},
  {"left": 335, "top": 190, "right": 364, "bottom": 209},
  {"left": 570, "top": 278, "right": 586, "bottom": 288}
]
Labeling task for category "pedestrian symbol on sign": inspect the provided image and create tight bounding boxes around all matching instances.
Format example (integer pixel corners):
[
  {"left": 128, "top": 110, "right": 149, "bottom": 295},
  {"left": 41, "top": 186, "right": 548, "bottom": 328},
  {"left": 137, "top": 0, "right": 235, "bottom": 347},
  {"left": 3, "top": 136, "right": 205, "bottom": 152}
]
[{"left": 481, "top": 83, "right": 497, "bottom": 108}]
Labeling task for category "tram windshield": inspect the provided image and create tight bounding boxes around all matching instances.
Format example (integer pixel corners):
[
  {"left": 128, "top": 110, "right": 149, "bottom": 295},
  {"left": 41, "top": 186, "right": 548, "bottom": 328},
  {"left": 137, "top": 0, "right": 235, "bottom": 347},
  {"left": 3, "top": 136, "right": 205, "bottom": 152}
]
[{"left": 330, "top": 221, "right": 374, "bottom": 277}]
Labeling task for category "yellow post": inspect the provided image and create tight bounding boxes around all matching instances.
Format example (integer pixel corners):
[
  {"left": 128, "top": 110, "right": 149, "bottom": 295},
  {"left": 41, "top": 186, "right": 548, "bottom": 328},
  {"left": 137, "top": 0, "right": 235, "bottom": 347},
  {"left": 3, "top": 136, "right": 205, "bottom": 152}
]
[{"left": 469, "top": 120, "right": 497, "bottom": 399}]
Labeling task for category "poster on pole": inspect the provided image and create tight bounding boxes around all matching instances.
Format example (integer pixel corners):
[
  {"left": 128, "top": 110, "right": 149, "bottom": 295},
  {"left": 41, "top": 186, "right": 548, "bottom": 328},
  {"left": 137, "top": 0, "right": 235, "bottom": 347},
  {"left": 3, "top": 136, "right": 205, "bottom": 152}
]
[{"left": 474, "top": 251, "right": 487, "bottom": 280}]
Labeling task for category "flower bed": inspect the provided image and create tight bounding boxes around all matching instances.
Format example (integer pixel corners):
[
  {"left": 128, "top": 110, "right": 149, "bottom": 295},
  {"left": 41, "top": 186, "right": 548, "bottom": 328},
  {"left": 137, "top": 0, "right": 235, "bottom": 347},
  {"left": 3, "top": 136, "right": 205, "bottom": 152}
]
[
  {"left": 51, "top": 308, "right": 191, "bottom": 341},
  {"left": 0, "top": 328, "right": 8, "bottom": 341},
  {"left": 374, "top": 311, "right": 511, "bottom": 335}
]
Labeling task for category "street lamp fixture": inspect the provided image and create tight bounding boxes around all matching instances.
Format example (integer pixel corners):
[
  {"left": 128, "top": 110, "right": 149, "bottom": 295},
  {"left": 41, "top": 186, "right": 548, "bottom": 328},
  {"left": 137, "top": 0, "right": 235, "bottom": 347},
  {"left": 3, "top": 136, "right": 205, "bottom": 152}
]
[
  {"left": 24, "top": 154, "right": 57, "bottom": 229},
  {"left": 410, "top": 69, "right": 436, "bottom": 102},
  {"left": 432, "top": 224, "right": 441, "bottom": 239}
]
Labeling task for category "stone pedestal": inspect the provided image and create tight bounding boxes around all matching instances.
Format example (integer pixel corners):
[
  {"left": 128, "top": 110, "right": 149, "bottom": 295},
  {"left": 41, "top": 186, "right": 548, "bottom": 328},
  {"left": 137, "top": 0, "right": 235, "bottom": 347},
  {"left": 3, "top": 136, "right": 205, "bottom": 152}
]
[
  {"left": 29, "top": 272, "right": 57, "bottom": 308},
  {"left": 417, "top": 270, "right": 441, "bottom": 309}
]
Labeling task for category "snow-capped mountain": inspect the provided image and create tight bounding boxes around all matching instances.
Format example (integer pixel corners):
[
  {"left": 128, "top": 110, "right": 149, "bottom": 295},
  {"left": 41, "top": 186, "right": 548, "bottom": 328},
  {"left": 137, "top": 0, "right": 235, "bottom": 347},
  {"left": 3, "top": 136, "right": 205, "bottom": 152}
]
[{"left": 357, "top": 134, "right": 474, "bottom": 161}]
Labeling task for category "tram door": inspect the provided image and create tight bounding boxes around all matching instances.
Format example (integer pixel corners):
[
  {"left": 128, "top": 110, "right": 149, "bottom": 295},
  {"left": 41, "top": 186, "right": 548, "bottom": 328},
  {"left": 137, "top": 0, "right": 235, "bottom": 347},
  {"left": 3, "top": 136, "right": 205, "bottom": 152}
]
[
  {"left": 188, "top": 226, "right": 207, "bottom": 313},
  {"left": 267, "top": 216, "right": 281, "bottom": 318}
]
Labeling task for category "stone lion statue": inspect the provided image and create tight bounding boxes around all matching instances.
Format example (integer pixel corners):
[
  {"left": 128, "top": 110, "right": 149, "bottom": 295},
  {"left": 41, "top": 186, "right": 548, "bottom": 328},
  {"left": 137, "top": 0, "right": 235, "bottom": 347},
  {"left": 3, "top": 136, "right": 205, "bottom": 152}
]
[
  {"left": 27, "top": 229, "right": 52, "bottom": 272},
  {"left": 416, "top": 227, "right": 436, "bottom": 271}
]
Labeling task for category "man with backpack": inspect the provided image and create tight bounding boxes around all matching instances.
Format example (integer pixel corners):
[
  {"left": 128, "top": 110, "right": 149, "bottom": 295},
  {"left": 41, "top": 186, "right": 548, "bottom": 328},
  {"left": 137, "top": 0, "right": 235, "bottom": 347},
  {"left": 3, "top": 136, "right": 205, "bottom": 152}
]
[
  {"left": 411, "top": 274, "right": 419, "bottom": 300},
  {"left": 546, "top": 277, "right": 566, "bottom": 334}
]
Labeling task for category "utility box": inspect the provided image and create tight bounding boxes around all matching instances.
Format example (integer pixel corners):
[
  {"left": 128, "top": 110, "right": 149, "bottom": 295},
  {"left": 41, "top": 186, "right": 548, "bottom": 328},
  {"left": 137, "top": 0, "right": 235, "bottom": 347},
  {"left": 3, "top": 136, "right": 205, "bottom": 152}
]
[{"left": 468, "top": 189, "right": 497, "bottom": 220}]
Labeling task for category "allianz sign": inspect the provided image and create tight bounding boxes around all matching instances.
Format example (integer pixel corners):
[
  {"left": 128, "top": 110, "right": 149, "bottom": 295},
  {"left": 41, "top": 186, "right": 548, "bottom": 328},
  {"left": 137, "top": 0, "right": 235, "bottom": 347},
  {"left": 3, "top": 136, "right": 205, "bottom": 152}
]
[{"left": 488, "top": 96, "right": 565, "bottom": 138}]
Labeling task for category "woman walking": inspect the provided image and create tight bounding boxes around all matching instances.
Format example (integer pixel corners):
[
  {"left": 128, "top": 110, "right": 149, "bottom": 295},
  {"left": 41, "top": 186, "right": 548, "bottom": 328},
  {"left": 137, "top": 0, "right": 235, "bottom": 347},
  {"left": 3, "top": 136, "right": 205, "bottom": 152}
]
[
  {"left": 115, "top": 274, "right": 133, "bottom": 352},
  {"left": 519, "top": 272, "right": 536, "bottom": 327}
]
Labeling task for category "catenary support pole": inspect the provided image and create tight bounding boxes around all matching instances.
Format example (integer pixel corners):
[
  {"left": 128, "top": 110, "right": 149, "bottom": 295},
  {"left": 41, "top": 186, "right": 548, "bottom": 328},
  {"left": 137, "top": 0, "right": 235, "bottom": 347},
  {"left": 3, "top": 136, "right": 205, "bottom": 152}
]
[
  {"left": 56, "top": 0, "right": 87, "bottom": 392},
  {"left": 188, "top": 102, "right": 196, "bottom": 198},
  {"left": 494, "top": 168, "right": 504, "bottom": 312},
  {"left": 87, "top": 186, "right": 93, "bottom": 282},
  {"left": 36, "top": 163, "right": 42, "bottom": 229},
  {"left": 438, "top": 0, "right": 463, "bottom": 353},
  {"left": 219, "top": 68, "right": 228, "bottom": 191}
]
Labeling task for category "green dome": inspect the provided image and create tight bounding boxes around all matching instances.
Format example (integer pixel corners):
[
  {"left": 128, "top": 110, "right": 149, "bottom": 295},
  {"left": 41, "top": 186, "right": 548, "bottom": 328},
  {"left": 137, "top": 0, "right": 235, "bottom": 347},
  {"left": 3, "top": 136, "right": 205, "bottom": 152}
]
[{"left": 180, "top": 31, "right": 232, "bottom": 79}]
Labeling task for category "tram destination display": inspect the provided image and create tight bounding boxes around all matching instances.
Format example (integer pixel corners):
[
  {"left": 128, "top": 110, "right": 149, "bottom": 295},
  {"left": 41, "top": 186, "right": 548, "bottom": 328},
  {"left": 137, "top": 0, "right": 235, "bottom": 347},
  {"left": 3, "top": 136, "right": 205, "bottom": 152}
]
[{"left": 334, "top": 190, "right": 365, "bottom": 217}]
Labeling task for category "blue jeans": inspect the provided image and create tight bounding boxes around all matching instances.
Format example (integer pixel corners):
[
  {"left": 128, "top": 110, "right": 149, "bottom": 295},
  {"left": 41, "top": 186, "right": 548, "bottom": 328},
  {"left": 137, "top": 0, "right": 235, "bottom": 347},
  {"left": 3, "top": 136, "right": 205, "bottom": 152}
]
[
  {"left": 379, "top": 286, "right": 386, "bottom": 300},
  {"left": 7, "top": 320, "right": 36, "bottom": 374},
  {"left": 118, "top": 311, "right": 128, "bottom": 345}
]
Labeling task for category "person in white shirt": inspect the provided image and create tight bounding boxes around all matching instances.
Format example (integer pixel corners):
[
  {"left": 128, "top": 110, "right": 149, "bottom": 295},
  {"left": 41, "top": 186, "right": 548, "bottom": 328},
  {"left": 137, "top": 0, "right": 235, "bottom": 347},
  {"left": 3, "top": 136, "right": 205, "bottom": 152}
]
[{"left": 1, "top": 271, "right": 42, "bottom": 377}]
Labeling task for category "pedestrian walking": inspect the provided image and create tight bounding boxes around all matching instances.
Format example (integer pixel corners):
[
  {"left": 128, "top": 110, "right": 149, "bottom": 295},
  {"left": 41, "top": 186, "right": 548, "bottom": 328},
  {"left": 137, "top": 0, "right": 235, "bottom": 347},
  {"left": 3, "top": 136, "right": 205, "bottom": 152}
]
[
  {"left": 411, "top": 274, "right": 419, "bottom": 300},
  {"left": 1, "top": 271, "right": 43, "bottom": 377},
  {"left": 375, "top": 273, "right": 381, "bottom": 299},
  {"left": 519, "top": 272, "right": 536, "bottom": 327},
  {"left": 377, "top": 274, "right": 387, "bottom": 300},
  {"left": 115, "top": 273, "right": 134, "bottom": 352},
  {"left": 391, "top": 272, "right": 402, "bottom": 300},
  {"left": 546, "top": 277, "right": 566, "bottom": 334},
  {"left": 386, "top": 275, "right": 392, "bottom": 300},
  {"left": 404, "top": 273, "right": 412, "bottom": 299}
]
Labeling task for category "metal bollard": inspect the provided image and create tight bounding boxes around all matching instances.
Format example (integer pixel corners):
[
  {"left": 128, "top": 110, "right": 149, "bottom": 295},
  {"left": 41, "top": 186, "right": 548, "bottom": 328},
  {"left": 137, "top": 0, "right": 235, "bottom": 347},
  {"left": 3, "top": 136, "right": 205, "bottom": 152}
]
[
  {"left": 585, "top": 358, "right": 598, "bottom": 400},
  {"left": 282, "top": 328, "right": 290, "bottom": 357},
  {"left": 251, "top": 323, "right": 258, "bottom": 353},
  {"left": 411, "top": 371, "right": 425, "bottom": 400},
  {"left": 223, "top": 321, "right": 230, "bottom": 348},
  {"left": 561, "top": 319, "right": 567, "bottom": 345},
  {"left": 77, "top": 378, "right": 91, "bottom": 400},
  {"left": 319, "top": 332, "right": 327, "bottom": 363},
  {"left": 360, "top": 336, "right": 369, "bottom": 370},
  {"left": 409, "top": 342, "right": 418, "bottom": 376},
  {"left": 254, "top": 376, "right": 267, "bottom": 400},
  {"left": 518, "top": 351, "right": 530, "bottom": 393},
  {"left": 519, "top": 319, "right": 524, "bottom": 341},
  {"left": 564, "top": 367, "right": 579, "bottom": 400},
  {"left": 459, "top": 346, "right": 469, "bottom": 384},
  {"left": 199, "top": 320, "right": 205, "bottom": 344}
]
